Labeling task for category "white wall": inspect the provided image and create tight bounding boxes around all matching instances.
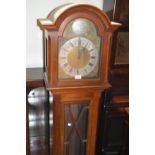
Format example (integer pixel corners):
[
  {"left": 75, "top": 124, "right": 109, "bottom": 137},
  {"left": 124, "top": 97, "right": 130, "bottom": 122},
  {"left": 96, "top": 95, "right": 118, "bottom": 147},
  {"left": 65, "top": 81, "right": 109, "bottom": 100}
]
[
  {"left": 26, "top": 0, "right": 104, "bottom": 68},
  {"left": 103, "top": 0, "right": 115, "bottom": 12}
]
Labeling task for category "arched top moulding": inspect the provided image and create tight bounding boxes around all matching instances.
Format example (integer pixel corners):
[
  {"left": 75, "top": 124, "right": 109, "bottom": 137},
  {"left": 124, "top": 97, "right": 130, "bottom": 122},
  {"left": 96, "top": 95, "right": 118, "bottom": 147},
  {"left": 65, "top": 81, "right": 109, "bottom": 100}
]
[{"left": 37, "top": 3, "right": 121, "bottom": 33}]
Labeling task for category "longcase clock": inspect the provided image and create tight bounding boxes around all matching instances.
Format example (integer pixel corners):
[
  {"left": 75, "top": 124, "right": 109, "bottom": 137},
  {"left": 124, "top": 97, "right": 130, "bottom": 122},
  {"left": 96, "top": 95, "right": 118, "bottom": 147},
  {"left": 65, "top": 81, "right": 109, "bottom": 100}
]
[{"left": 37, "top": 3, "right": 121, "bottom": 155}]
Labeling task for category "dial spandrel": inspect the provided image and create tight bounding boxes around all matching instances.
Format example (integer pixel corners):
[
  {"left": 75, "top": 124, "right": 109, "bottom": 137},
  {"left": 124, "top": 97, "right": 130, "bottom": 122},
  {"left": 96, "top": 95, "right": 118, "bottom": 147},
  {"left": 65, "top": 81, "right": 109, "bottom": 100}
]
[{"left": 58, "top": 18, "right": 101, "bottom": 80}]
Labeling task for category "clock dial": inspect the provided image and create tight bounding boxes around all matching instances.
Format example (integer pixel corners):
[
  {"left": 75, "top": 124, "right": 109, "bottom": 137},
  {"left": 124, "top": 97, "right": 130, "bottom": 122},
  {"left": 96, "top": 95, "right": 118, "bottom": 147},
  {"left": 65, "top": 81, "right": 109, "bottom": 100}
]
[
  {"left": 58, "top": 18, "right": 101, "bottom": 80},
  {"left": 59, "top": 37, "right": 98, "bottom": 78}
]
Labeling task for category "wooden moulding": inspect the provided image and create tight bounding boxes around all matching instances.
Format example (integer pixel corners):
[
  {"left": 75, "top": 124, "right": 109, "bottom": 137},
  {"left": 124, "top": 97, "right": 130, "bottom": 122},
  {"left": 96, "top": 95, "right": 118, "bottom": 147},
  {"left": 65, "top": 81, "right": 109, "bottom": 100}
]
[{"left": 37, "top": 4, "right": 121, "bottom": 31}]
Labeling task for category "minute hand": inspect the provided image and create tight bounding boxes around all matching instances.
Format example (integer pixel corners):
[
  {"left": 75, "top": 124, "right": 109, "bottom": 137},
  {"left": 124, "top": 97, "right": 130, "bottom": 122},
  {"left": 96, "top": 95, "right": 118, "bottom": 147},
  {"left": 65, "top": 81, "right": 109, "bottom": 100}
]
[{"left": 77, "top": 37, "right": 82, "bottom": 59}]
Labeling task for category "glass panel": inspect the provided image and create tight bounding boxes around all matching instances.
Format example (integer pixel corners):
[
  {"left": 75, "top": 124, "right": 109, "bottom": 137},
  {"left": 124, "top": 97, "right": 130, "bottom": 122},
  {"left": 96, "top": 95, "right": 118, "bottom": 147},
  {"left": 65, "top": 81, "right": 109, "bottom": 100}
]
[
  {"left": 115, "top": 32, "right": 129, "bottom": 64},
  {"left": 58, "top": 18, "right": 101, "bottom": 81},
  {"left": 64, "top": 102, "right": 89, "bottom": 155}
]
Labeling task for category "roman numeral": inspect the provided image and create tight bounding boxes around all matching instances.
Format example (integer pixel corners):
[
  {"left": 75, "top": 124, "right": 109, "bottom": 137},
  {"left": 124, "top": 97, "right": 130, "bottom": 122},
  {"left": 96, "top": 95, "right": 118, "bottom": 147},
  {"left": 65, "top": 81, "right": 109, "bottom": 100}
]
[
  {"left": 89, "top": 49, "right": 94, "bottom": 52},
  {"left": 77, "top": 69, "right": 79, "bottom": 75},
  {"left": 70, "top": 41, "right": 74, "bottom": 47},
  {"left": 84, "top": 41, "right": 89, "bottom": 48},
  {"left": 63, "top": 48, "right": 69, "bottom": 52},
  {"left": 84, "top": 69, "right": 88, "bottom": 74},
  {"left": 60, "top": 56, "right": 67, "bottom": 59},
  {"left": 78, "top": 37, "right": 81, "bottom": 46},
  {"left": 91, "top": 56, "right": 96, "bottom": 59},
  {"left": 63, "top": 63, "right": 68, "bottom": 67},
  {"left": 69, "top": 68, "right": 73, "bottom": 73},
  {"left": 89, "top": 63, "right": 94, "bottom": 66}
]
